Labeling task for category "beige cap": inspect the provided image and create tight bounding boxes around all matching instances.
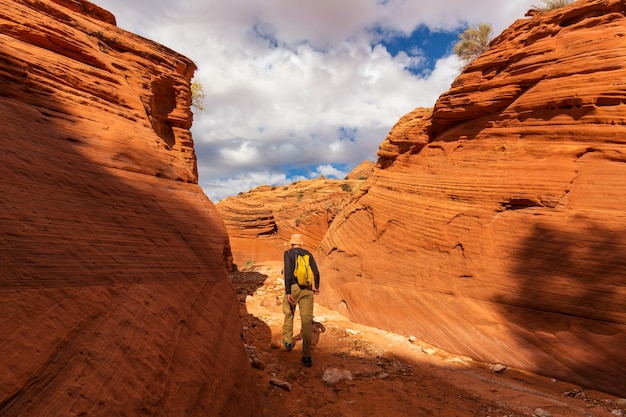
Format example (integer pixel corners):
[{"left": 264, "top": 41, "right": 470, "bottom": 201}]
[{"left": 289, "top": 233, "right": 304, "bottom": 245}]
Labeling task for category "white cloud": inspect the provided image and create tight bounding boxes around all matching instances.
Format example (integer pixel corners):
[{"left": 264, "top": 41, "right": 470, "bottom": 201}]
[
  {"left": 94, "top": 0, "right": 538, "bottom": 201},
  {"left": 377, "top": 0, "right": 534, "bottom": 35},
  {"left": 316, "top": 164, "right": 348, "bottom": 179},
  {"left": 201, "top": 171, "right": 307, "bottom": 203}
]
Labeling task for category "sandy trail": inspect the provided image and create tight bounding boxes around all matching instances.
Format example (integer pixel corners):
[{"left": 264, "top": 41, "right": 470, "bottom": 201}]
[{"left": 232, "top": 262, "right": 623, "bottom": 417}]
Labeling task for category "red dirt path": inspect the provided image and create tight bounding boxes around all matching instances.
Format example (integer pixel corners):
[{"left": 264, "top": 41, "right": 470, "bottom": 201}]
[{"left": 233, "top": 262, "right": 623, "bottom": 417}]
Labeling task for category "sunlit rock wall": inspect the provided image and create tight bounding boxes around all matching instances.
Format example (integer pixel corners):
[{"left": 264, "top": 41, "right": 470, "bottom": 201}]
[{"left": 318, "top": 0, "right": 626, "bottom": 397}]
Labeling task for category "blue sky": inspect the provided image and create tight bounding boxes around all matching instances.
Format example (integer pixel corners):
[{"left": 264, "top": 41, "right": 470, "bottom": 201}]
[
  {"left": 377, "top": 25, "right": 459, "bottom": 75},
  {"left": 94, "top": 0, "right": 539, "bottom": 202}
]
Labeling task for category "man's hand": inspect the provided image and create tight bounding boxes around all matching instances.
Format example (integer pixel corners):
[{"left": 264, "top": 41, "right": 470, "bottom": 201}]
[{"left": 287, "top": 294, "right": 295, "bottom": 305}]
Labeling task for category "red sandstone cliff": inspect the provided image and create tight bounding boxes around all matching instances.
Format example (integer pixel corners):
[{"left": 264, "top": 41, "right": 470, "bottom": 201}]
[
  {"left": 0, "top": 1, "right": 260, "bottom": 416},
  {"left": 216, "top": 161, "right": 373, "bottom": 268},
  {"left": 318, "top": 0, "right": 626, "bottom": 397}
]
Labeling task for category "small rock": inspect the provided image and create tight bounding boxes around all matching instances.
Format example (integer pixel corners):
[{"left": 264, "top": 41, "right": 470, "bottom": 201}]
[
  {"left": 490, "top": 364, "right": 507, "bottom": 373},
  {"left": 269, "top": 378, "right": 292, "bottom": 391},
  {"left": 285, "top": 368, "right": 299, "bottom": 380},
  {"left": 269, "top": 340, "right": 282, "bottom": 349},
  {"left": 265, "top": 363, "right": 280, "bottom": 372},
  {"left": 534, "top": 408, "right": 552, "bottom": 417},
  {"left": 563, "top": 388, "right": 583, "bottom": 398},
  {"left": 252, "top": 357, "right": 265, "bottom": 370},
  {"left": 421, "top": 347, "right": 437, "bottom": 355},
  {"left": 611, "top": 410, "right": 623, "bottom": 416},
  {"left": 322, "top": 368, "right": 353, "bottom": 385},
  {"left": 260, "top": 297, "right": 278, "bottom": 307},
  {"left": 345, "top": 328, "right": 360, "bottom": 336},
  {"left": 408, "top": 336, "right": 417, "bottom": 343}
]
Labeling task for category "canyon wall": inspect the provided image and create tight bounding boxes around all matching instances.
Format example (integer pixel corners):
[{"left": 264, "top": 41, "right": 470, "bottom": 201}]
[
  {"left": 0, "top": 1, "right": 260, "bottom": 415},
  {"left": 318, "top": 0, "right": 626, "bottom": 397}
]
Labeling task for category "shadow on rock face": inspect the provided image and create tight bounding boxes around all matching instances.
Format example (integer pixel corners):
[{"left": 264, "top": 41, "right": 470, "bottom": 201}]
[{"left": 497, "top": 221, "right": 626, "bottom": 397}]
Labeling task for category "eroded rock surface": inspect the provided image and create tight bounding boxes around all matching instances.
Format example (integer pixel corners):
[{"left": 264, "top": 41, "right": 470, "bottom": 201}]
[
  {"left": 0, "top": 1, "right": 260, "bottom": 415},
  {"left": 318, "top": 0, "right": 626, "bottom": 397}
]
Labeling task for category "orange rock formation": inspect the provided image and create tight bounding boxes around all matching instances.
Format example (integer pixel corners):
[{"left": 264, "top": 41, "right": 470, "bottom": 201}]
[
  {"left": 216, "top": 161, "right": 373, "bottom": 268},
  {"left": 0, "top": 1, "right": 260, "bottom": 415},
  {"left": 318, "top": 0, "right": 626, "bottom": 397}
]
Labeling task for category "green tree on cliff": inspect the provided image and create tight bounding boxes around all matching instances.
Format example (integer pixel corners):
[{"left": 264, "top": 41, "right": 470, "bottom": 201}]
[
  {"left": 532, "top": 0, "right": 574, "bottom": 12},
  {"left": 453, "top": 23, "right": 493, "bottom": 67},
  {"left": 191, "top": 79, "right": 205, "bottom": 111}
]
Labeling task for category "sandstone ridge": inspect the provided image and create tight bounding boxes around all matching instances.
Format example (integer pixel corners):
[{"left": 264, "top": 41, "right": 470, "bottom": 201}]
[
  {"left": 0, "top": 1, "right": 260, "bottom": 416},
  {"left": 318, "top": 0, "right": 626, "bottom": 397},
  {"left": 216, "top": 161, "right": 374, "bottom": 268}
]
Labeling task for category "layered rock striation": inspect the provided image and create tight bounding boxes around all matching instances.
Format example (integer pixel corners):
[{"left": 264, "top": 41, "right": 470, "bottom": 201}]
[
  {"left": 217, "top": 161, "right": 373, "bottom": 268},
  {"left": 318, "top": 0, "right": 626, "bottom": 397},
  {"left": 0, "top": 1, "right": 260, "bottom": 415}
]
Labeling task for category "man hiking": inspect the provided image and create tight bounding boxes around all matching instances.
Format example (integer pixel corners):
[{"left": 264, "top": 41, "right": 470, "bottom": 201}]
[{"left": 282, "top": 233, "right": 320, "bottom": 367}]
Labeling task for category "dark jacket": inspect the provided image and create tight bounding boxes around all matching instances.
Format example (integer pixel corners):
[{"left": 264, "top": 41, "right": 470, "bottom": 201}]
[{"left": 283, "top": 247, "right": 320, "bottom": 294}]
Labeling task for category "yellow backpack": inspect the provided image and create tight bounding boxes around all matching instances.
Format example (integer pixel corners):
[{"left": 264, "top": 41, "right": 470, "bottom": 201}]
[{"left": 294, "top": 254, "right": 314, "bottom": 287}]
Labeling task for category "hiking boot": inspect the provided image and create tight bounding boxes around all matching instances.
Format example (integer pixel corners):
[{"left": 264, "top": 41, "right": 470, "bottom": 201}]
[
  {"left": 283, "top": 341, "right": 293, "bottom": 351},
  {"left": 302, "top": 356, "right": 312, "bottom": 367}
]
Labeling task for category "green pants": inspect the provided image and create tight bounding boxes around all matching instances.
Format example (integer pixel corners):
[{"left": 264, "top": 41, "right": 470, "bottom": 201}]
[{"left": 282, "top": 284, "right": 314, "bottom": 357}]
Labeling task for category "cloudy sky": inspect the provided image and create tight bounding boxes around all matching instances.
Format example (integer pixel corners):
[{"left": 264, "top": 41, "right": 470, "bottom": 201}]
[{"left": 94, "top": 0, "right": 539, "bottom": 202}]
